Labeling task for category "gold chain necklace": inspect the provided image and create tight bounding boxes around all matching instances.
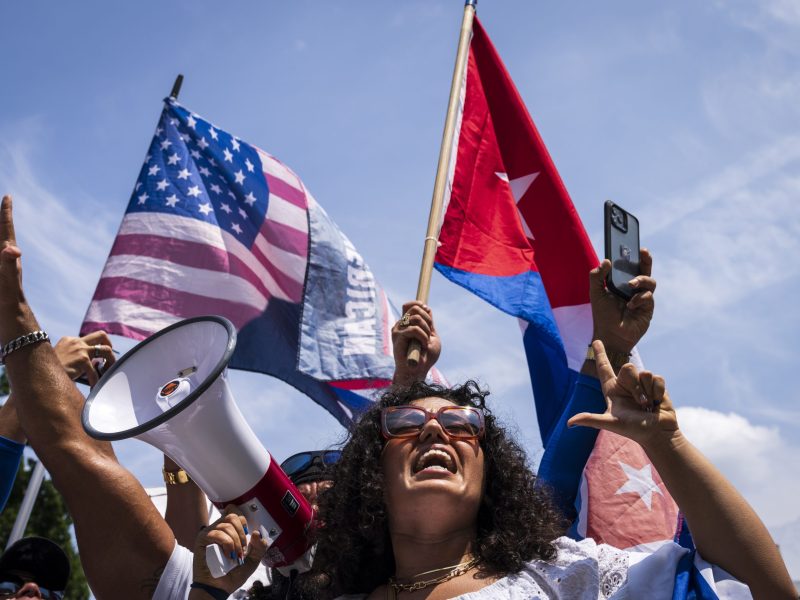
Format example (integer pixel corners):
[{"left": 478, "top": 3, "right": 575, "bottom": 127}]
[{"left": 389, "top": 556, "right": 480, "bottom": 594}]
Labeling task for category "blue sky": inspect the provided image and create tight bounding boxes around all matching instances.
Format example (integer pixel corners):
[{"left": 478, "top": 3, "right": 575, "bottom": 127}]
[{"left": 2, "top": 0, "right": 799, "bottom": 578}]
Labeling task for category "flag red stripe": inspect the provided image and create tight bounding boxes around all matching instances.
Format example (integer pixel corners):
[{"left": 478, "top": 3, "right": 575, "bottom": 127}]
[
  {"left": 266, "top": 173, "right": 307, "bottom": 209},
  {"left": 81, "top": 320, "right": 152, "bottom": 341},
  {"left": 109, "top": 233, "right": 304, "bottom": 303},
  {"left": 260, "top": 219, "right": 309, "bottom": 258},
  {"left": 91, "top": 276, "right": 263, "bottom": 326},
  {"left": 328, "top": 378, "right": 392, "bottom": 391},
  {"left": 248, "top": 239, "right": 305, "bottom": 302}
]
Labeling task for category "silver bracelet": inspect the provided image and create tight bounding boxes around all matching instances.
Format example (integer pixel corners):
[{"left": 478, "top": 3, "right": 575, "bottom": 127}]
[{"left": 0, "top": 330, "right": 50, "bottom": 364}]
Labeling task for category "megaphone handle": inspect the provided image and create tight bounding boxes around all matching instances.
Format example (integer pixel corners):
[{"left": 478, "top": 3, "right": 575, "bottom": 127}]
[{"left": 205, "top": 542, "right": 240, "bottom": 578}]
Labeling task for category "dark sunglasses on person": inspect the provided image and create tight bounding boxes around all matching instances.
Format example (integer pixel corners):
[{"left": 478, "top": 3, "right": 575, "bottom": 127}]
[
  {"left": 280, "top": 450, "right": 341, "bottom": 479},
  {"left": 0, "top": 578, "right": 63, "bottom": 600},
  {"left": 381, "top": 405, "right": 485, "bottom": 440}
]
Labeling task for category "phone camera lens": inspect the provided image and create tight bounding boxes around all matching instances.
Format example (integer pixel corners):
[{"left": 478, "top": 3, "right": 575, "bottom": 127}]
[{"left": 610, "top": 206, "right": 627, "bottom": 232}]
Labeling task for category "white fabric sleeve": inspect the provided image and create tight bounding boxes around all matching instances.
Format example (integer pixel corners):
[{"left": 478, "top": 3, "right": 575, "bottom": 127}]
[{"left": 152, "top": 543, "right": 193, "bottom": 600}]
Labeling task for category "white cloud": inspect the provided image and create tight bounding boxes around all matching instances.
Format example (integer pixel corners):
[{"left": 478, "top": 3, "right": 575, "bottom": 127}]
[
  {"left": 640, "top": 140, "right": 800, "bottom": 333},
  {"left": 0, "top": 121, "right": 119, "bottom": 333},
  {"left": 677, "top": 406, "right": 800, "bottom": 527}
]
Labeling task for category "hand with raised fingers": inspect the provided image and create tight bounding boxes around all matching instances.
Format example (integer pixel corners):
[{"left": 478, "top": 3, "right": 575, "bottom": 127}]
[
  {"left": 391, "top": 301, "right": 441, "bottom": 385},
  {"left": 589, "top": 248, "right": 656, "bottom": 360},
  {"left": 0, "top": 195, "right": 25, "bottom": 312},
  {"left": 568, "top": 340, "right": 678, "bottom": 448},
  {"left": 192, "top": 505, "right": 268, "bottom": 593},
  {"left": 53, "top": 330, "right": 116, "bottom": 386}
]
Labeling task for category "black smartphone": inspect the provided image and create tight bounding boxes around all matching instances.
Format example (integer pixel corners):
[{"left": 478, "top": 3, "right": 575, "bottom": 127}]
[{"left": 604, "top": 200, "right": 641, "bottom": 300}]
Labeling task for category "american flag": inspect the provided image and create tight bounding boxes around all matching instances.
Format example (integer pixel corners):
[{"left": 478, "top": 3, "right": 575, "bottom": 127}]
[{"left": 82, "top": 98, "right": 398, "bottom": 424}]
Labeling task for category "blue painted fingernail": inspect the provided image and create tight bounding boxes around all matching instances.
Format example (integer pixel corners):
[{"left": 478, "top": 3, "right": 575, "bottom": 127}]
[
  {"left": 230, "top": 551, "right": 236, "bottom": 559},
  {"left": 243, "top": 524, "right": 249, "bottom": 535}
]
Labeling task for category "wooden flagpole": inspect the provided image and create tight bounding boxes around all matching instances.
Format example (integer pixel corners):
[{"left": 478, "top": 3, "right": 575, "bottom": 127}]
[{"left": 407, "top": 0, "right": 477, "bottom": 366}]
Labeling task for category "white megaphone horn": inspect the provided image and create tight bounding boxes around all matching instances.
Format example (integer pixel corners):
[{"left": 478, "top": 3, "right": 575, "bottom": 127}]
[{"left": 82, "top": 316, "right": 314, "bottom": 577}]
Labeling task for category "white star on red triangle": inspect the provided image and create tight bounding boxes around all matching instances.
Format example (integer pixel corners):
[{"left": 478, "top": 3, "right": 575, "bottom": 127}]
[
  {"left": 495, "top": 171, "right": 539, "bottom": 240},
  {"left": 614, "top": 461, "right": 664, "bottom": 510}
]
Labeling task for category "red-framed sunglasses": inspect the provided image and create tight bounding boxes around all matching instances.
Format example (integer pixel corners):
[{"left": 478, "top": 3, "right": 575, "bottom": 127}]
[{"left": 381, "top": 405, "right": 485, "bottom": 440}]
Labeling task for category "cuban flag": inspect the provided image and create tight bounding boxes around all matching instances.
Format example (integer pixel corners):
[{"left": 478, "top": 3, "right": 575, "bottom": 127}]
[
  {"left": 434, "top": 18, "right": 682, "bottom": 550},
  {"left": 81, "top": 99, "right": 397, "bottom": 425}
]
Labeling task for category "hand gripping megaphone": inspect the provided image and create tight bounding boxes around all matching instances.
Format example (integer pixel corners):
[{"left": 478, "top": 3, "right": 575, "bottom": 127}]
[{"left": 82, "top": 316, "right": 314, "bottom": 577}]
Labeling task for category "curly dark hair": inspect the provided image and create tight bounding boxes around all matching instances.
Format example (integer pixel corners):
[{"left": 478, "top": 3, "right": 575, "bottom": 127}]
[{"left": 310, "top": 380, "right": 567, "bottom": 596}]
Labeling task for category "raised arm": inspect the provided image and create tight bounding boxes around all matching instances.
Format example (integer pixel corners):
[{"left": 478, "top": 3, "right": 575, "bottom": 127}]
[
  {"left": 583, "top": 248, "right": 656, "bottom": 375},
  {"left": 569, "top": 340, "right": 795, "bottom": 599},
  {"left": 0, "top": 195, "right": 176, "bottom": 598}
]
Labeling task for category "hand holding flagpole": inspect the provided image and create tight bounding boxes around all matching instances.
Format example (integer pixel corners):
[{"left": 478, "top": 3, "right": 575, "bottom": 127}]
[{"left": 408, "top": 0, "right": 477, "bottom": 366}]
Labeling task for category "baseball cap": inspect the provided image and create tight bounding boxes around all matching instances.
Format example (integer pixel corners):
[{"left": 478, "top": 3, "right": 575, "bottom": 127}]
[{"left": 0, "top": 537, "right": 70, "bottom": 591}]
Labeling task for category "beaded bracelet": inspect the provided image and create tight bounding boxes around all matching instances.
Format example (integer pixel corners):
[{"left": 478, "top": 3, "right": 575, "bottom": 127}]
[{"left": 0, "top": 330, "right": 49, "bottom": 364}]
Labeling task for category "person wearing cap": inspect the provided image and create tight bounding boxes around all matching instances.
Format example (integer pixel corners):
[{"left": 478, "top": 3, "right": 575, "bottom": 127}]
[
  {"left": 180, "top": 450, "right": 341, "bottom": 600},
  {"left": 0, "top": 536, "right": 69, "bottom": 599}
]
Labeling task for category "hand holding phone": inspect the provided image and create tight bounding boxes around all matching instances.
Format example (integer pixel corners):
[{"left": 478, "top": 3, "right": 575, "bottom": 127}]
[{"left": 604, "top": 201, "right": 641, "bottom": 300}]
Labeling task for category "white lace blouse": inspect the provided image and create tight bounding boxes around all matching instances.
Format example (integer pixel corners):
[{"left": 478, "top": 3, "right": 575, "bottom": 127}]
[{"left": 336, "top": 537, "right": 751, "bottom": 600}]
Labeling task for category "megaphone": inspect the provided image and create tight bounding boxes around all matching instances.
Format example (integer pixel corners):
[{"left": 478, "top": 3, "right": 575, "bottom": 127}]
[{"left": 82, "top": 316, "right": 314, "bottom": 577}]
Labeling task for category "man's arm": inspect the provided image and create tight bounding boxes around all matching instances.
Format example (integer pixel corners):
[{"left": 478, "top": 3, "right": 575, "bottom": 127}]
[
  {"left": 0, "top": 195, "right": 176, "bottom": 598},
  {"left": 164, "top": 454, "right": 210, "bottom": 548}
]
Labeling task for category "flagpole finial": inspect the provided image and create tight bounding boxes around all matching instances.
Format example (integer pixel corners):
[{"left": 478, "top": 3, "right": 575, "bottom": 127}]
[{"left": 169, "top": 74, "right": 184, "bottom": 100}]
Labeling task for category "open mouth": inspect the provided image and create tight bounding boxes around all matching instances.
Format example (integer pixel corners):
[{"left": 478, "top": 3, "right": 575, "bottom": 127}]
[{"left": 413, "top": 448, "right": 456, "bottom": 474}]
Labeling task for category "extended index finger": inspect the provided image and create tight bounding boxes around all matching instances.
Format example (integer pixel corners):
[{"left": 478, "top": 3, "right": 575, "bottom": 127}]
[
  {"left": 1, "top": 196, "right": 17, "bottom": 247},
  {"left": 591, "top": 340, "right": 617, "bottom": 390}
]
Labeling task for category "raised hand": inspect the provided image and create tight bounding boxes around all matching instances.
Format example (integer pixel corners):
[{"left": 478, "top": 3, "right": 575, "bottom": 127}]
[
  {"left": 53, "top": 331, "right": 116, "bottom": 386},
  {"left": 589, "top": 248, "right": 656, "bottom": 357},
  {"left": 391, "top": 301, "right": 441, "bottom": 385},
  {"left": 192, "top": 505, "right": 268, "bottom": 593},
  {"left": 0, "top": 196, "right": 25, "bottom": 313},
  {"left": 568, "top": 340, "right": 678, "bottom": 447}
]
